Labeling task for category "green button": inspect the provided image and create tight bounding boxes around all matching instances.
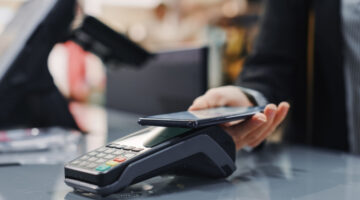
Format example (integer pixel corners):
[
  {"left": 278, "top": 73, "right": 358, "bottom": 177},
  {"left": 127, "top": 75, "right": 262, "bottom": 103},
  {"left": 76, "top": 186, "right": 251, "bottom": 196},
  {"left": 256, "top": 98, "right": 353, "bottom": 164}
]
[{"left": 96, "top": 164, "right": 111, "bottom": 172}]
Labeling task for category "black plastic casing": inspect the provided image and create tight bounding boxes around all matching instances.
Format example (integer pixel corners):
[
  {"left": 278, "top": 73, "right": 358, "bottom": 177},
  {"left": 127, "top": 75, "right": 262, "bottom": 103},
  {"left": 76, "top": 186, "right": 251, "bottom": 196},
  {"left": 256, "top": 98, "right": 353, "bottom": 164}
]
[
  {"left": 65, "top": 126, "right": 236, "bottom": 196},
  {"left": 0, "top": 0, "right": 78, "bottom": 129}
]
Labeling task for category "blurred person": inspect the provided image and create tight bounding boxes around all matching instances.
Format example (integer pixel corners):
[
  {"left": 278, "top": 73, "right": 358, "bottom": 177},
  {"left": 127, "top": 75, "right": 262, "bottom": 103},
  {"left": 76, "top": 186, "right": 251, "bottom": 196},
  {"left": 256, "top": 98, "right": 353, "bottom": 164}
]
[
  {"left": 146, "top": 2, "right": 208, "bottom": 49},
  {"left": 190, "top": 0, "right": 359, "bottom": 153}
]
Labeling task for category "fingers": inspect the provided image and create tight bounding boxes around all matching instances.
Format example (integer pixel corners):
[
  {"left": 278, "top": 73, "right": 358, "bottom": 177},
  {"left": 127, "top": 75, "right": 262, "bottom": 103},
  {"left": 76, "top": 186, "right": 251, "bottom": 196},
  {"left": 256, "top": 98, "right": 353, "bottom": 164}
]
[
  {"left": 222, "top": 119, "right": 246, "bottom": 127},
  {"left": 240, "top": 104, "right": 277, "bottom": 148},
  {"left": 224, "top": 102, "right": 290, "bottom": 151},
  {"left": 224, "top": 113, "right": 267, "bottom": 150},
  {"left": 188, "top": 87, "right": 291, "bottom": 150},
  {"left": 189, "top": 90, "right": 227, "bottom": 111},
  {"left": 272, "top": 102, "right": 290, "bottom": 127},
  {"left": 189, "top": 86, "right": 252, "bottom": 111},
  {"left": 248, "top": 102, "right": 290, "bottom": 147},
  {"left": 188, "top": 96, "right": 209, "bottom": 111}
]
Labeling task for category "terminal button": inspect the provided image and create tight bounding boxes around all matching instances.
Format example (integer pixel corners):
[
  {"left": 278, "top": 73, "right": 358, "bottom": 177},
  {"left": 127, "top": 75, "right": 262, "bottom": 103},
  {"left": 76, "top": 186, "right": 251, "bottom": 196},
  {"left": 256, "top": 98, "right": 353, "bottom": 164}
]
[
  {"left": 104, "top": 154, "right": 115, "bottom": 159},
  {"left": 106, "top": 160, "right": 120, "bottom": 167},
  {"left": 79, "top": 155, "right": 90, "bottom": 160},
  {"left": 115, "top": 144, "right": 126, "bottom": 149},
  {"left": 87, "top": 163, "right": 97, "bottom": 169},
  {"left": 95, "top": 158, "right": 106, "bottom": 163},
  {"left": 122, "top": 146, "right": 134, "bottom": 150},
  {"left": 79, "top": 161, "right": 88, "bottom": 167},
  {"left": 88, "top": 152, "right": 97, "bottom": 156},
  {"left": 113, "top": 157, "right": 126, "bottom": 163},
  {"left": 96, "top": 164, "right": 111, "bottom": 172},
  {"left": 97, "top": 147, "right": 107, "bottom": 152},
  {"left": 96, "top": 153, "right": 106, "bottom": 158},
  {"left": 88, "top": 157, "right": 98, "bottom": 162},
  {"left": 132, "top": 148, "right": 144, "bottom": 152},
  {"left": 113, "top": 150, "right": 124, "bottom": 155},
  {"left": 106, "top": 144, "right": 118, "bottom": 148},
  {"left": 104, "top": 149, "right": 115, "bottom": 154},
  {"left": 71, "top": 160, "right": 80, "bottom": 165},
  {"left": 123, "top": 152, "right": 136, "bottom": 158}
]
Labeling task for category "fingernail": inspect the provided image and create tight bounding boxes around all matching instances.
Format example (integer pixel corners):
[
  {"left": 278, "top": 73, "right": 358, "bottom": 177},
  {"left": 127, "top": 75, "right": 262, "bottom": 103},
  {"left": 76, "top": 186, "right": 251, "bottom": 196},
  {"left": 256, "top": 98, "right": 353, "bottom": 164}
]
[
  {"left": 285, "top": 102, "right": 290, "bottom": 108},
  {"left": 256, "top": 114, "right": 267, "bottom": 122},
  {"left": 280, "top": 102, "right": 290, "bottom": 108},
  {"left": 268, "top": 105, "right": 277, "bottom": 116},
  {"left": 268, "top": 104, "right": 277, "bottom": 110}
]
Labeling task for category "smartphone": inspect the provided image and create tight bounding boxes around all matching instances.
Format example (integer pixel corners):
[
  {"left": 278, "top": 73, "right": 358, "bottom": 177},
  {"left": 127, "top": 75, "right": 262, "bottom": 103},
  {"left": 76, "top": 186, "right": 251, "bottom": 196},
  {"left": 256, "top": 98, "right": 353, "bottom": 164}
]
[{"left": 138, "top": 106, "right": 265, "bottom": 128}]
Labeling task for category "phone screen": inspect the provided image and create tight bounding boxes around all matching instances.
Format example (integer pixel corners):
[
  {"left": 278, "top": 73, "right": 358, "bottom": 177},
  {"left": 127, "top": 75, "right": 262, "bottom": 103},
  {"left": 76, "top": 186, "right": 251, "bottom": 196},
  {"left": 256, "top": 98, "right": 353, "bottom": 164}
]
[
  {"left": 138, "top": 106, "right": 264, "bottom": 128},
  {"left": 148, "top": 107, "right": 261, "bottom": 120}
]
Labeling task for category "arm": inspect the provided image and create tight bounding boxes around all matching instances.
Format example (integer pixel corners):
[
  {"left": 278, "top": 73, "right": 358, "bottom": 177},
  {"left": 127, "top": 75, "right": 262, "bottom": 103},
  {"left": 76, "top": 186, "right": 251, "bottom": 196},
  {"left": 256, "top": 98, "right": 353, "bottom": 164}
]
[
  {"left": 238, "top": 0, "right": 310, "bottom": 104},
  {"left": 189, "top": 0, "right": 309, "bottom": 150}
]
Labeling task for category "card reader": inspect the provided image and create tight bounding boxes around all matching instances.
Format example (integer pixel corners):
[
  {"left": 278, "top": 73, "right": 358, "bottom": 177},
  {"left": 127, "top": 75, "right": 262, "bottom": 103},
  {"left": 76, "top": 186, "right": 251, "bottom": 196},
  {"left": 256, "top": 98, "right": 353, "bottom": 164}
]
[{"left": 64, "top": 126, "right": 236, "bottom": 196}]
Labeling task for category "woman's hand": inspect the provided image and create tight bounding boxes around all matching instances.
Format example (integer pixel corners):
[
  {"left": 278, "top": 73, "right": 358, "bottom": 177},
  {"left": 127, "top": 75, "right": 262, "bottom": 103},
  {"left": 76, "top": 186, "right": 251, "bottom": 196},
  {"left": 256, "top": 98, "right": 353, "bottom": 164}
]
[{"left": 189, "top": 86, "right": 290, "bottom": 150}]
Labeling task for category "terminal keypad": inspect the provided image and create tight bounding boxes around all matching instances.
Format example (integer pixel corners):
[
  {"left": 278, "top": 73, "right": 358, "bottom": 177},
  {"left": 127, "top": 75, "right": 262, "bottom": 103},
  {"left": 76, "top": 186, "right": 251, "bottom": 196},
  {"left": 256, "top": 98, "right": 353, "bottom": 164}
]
[{"left": 70, "top": 144, "right": 144, "bottom": 172}]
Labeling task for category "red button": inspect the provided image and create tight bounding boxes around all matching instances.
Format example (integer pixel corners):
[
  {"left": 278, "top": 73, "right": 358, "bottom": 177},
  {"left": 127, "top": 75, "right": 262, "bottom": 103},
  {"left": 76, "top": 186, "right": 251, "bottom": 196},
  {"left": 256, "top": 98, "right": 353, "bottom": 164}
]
[{"left": 113, "top": 157, "right": 126, "bottom": 162}]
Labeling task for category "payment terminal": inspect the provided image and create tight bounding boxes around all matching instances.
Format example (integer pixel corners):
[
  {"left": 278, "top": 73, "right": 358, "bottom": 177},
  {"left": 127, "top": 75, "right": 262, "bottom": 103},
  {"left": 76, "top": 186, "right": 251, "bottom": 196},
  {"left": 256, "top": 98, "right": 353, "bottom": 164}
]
[{"left": 65, "top": 126, "right": 236, "bottom": 196}]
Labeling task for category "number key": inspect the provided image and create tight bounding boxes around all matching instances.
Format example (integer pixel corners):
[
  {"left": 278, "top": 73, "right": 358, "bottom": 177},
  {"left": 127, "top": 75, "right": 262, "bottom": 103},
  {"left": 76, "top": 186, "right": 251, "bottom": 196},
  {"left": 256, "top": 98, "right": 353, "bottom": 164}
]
[
  {"left": 123, "top": 153, "right": 137, "bottom": 159},
  {"left": 87, "top": 163, "right": 97, "bottom": 169},
  {"left": 71, "top": 160, "right": 80, "bottom": 165},
  {"left": 96, "top": 164, "right": 111, "bottom": 172},
  {"left": 104, "top": 154, "right": 115, "bottom": 159},
  {"left": 79, "top": 161, "right": 88, "bottom": 167},
  {"left": 96, "top": 158, "right": 106, "bottom": 163},
  {"left": 97, "top": 147, "right": 107, "bottom": 152},
  {"left": 105, "top": 149, "right": 115, "bottom": 154},
  {"left": 96, "top": 153, "right": 106, "bottom": 158},
  {"left": 88, "top": 151, "right": 97, "bottom": 156},
  {"left": 80, "top": 155, "right": 90, "bottom": 160},
  {"left": 88, "top": 157, "right": 98, "bottom": 162},
  {"left": 113, "top": 150, "right": 124, "bottom": 155}
]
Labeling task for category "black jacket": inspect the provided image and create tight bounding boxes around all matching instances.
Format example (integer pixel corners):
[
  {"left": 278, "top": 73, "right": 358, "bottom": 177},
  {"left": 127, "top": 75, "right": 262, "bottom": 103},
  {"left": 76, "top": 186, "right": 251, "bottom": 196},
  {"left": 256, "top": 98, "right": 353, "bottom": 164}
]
[{"left": 237, "top": 0, "right": 349, "bottom": 151}]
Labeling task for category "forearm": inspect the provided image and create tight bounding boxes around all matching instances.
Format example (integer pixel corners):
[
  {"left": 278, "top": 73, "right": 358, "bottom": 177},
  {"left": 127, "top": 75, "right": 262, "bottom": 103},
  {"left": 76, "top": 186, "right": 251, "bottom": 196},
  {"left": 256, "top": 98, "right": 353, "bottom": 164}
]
[
  {"left": 238, "top": 86, "right": 268, "bottom": 106},
  {"left": 236, "top": 0, "right": 310, "bottom": 104}
]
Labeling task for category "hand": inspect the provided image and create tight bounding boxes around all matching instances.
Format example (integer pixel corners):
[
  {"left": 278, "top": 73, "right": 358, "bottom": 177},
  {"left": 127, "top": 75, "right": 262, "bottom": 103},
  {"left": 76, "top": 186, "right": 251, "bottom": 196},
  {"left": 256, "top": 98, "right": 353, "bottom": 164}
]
[{"left": 189, "top": 86, "right": 290, "bottom": 150}]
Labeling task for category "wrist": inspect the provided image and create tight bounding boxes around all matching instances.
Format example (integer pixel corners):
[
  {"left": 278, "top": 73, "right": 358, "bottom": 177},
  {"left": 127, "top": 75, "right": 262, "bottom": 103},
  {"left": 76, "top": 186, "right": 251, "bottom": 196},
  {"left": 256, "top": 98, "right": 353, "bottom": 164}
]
[{"left": 238, "top": 87, "right": 268, "bottom": 106}]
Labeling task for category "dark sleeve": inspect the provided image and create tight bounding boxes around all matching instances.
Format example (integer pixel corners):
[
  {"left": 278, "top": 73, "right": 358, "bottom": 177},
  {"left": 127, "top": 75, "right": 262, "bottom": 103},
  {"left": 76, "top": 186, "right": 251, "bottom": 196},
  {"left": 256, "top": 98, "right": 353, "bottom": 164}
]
[{"left": 236, "top": 0, "right": 310, "bottom": 104}]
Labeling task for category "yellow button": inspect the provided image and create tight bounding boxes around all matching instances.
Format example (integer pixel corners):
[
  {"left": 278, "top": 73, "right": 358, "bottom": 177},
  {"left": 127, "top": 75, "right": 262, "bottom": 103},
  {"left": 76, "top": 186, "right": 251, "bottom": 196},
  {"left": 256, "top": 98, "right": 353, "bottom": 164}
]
[{"left": 106, "top": 160, "right": 120, "bottom": 167}]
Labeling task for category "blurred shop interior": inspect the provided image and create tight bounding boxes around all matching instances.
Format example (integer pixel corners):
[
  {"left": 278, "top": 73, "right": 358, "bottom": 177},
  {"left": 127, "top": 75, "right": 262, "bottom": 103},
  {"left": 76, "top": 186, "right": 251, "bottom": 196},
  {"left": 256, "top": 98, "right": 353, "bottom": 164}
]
[{"left": 0, "top": 0, "right": 264, "bottom": 126}]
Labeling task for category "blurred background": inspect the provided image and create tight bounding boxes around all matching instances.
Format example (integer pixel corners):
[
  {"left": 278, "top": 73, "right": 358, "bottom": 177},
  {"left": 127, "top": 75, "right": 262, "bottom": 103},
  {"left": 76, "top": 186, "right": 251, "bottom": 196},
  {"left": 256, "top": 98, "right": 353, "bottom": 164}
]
[{"left": 0, "top": 0, "right": 264, "bottom": 115}]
